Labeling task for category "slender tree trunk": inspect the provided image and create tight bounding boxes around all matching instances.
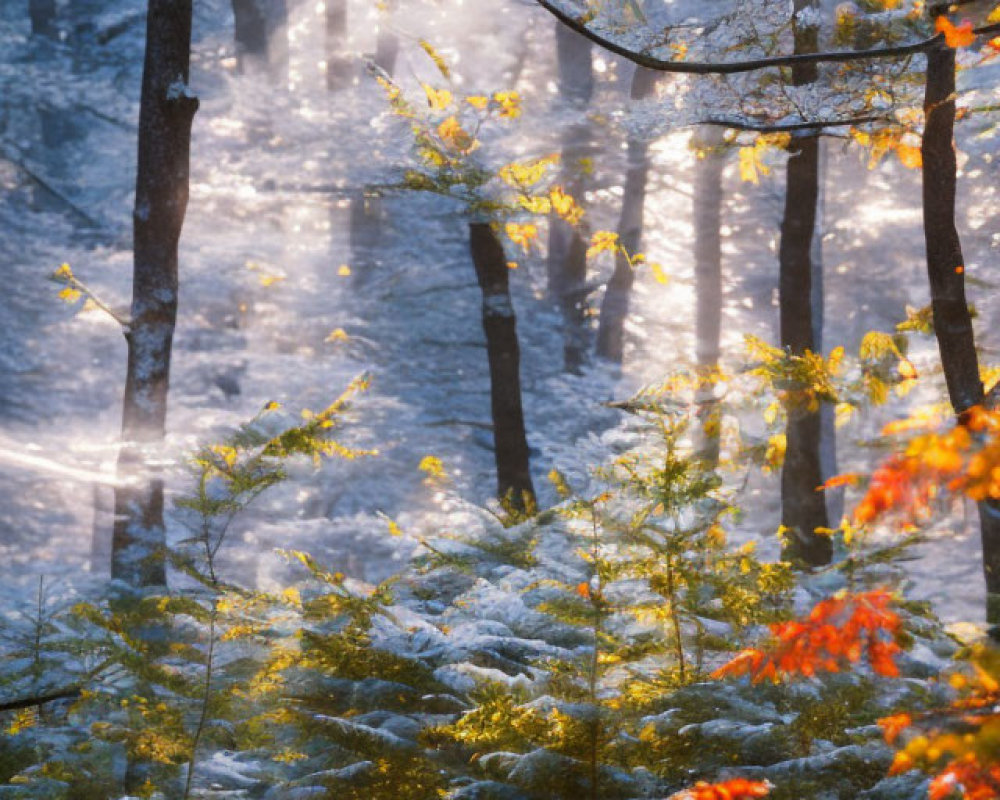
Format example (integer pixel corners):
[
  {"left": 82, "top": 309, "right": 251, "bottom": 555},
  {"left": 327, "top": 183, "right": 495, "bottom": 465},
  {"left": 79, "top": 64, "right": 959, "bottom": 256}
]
[
  {"left": 778, "top": 0, "right": 831, "bottom": 567},
  {"left": 469, "top": 222, "right": 536, "bottom": 510},
  {"left": 344, "top": 1, "right": 396, "bottom": 283},
  {"left": 348, "top": 188, "right": 383, "bottom": 285},
  {"left": 112, "top": 0, "right": 198, "bottom": 587},
  {"left": 374, "top": 0, "right": 399, "bottom": 76},
  {"left": 691, "top": 126, "right": 726, "bottom": 466},
  {"left": 548, "top": 22, "right": 594, "bottom": 373},
  {"left": 811, "top": 138, "right": 843, "bottom": 524},
  {"left": 231, "top": 0, "right": 288, "bottom": 81},
  {"left": 29, "top": 0, "right": 57, "bottom": 38},
  {"left": 325, "top": 0, "right": 351, "bottom": 90},
  {"left": 595, "top": 66, "right": 658, "bottom": 363},
  {"left": 921, "top": 27, "right": 1000, "bottom": 617}
]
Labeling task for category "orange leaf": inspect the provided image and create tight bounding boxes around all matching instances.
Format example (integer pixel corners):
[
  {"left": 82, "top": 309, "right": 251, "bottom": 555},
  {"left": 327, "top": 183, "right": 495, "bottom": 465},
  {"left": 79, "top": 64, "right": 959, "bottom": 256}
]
[{"left": 936, "top": 16, "right": 975, "bottom": 48}]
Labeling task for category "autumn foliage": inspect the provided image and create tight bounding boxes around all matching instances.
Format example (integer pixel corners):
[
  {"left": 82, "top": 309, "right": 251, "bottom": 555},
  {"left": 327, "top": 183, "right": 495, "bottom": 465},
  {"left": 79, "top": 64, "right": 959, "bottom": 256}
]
[
  {"left": 713, "top": 590, "right": 902, "bottom": 682},
  {"left": 669, "top": 778, "right": 772, "bottom": 800},
  {"left": 844, "top": 407, "right": 1000, "bottom": 526}
]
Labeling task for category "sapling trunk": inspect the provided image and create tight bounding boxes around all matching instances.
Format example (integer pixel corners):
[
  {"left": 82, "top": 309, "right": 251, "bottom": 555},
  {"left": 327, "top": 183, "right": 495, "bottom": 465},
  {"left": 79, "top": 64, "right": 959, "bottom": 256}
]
[
  {"left": 112, "top": 0, "right": 198, "bottom": 587},
  {"left": 595, "top": 66, "right": 658, "bottom": 363},
  {"left": 469, "top": 222, "right": 536, "bottom": 510},
  {"left": 920, "top": 25, "right": 1000, "bottom": 618}
]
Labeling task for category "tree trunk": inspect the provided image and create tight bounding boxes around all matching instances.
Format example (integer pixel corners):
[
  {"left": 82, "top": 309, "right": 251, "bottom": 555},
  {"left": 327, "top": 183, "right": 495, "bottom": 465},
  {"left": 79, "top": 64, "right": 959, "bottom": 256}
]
[
  {"left": 112, "top": 0, "right": 198, "bottom": 588},
  {"left": 374, "top": 0, "right": 399, "bottom": 76},
  {"left": 921, "top": 29, "right": 1000, "bottom": 616},
  {"left": 778, "top": 0, "right": 831, "bottom": 567},
  {"left": 29, "top": 0, "right": 57, "bottom": 38},
  {"left": 548, "top": 22, "right": 594, "bottom": 373},
  {"left": 231, "top": 0, "right": 288, "bottom": 81},
  {"left": 691, "top": 126, "right": 726, "bottom": 466},
  {"left": 811, "top": 138, "right": 843, "bottom": 524},
  {"left": 325, "top": 0, "right": 352, "bottom": 90},
  {"left": 469, "top": 222, "right": 536, "bottom": 511},
  {"left": 595, "top": 66, "right": 658, "bottom": 364}
]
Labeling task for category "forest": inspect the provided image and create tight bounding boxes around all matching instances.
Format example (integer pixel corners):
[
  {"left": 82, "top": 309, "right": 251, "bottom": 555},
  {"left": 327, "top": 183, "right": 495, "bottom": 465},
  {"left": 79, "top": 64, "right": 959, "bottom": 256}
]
[{"left": 2, "top": 0, "right": 1000, "bottom": 797}]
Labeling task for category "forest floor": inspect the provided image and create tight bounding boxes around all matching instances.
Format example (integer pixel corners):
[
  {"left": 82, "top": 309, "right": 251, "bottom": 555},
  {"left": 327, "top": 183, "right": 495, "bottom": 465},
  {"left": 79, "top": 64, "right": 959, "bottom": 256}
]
[{"left": 0, "top": 0, "right": 997, "bottom": 625}]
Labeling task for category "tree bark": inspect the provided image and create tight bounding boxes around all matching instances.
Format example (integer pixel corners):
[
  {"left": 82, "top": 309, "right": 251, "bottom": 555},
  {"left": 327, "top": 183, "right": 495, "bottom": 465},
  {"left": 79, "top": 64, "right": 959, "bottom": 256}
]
[
  {"left": 231, "top": 0, "right": 288, "bottom": 81},
  {"left": 469, "top": 222, "right": 536, "bottom": 511},
  {"left": 112, "top": 0, "right": 198, "bottom": 587},
  {"left": 29, "top": 0, "right": 57, "bottom": 38},
  {"left": 778, "top": 0, "right": 832, "bottom": 567},
  {"left": 691, "top": 126, "right": 726, "bottom": 466},
  {"left": 921, "top": 29, "right": 1000, "bottom": 614},
  {"left": 595, "top": 66, "right": 658, "bottom": 364},
  {"left": 548, "top": 22, "right": 594, "bottom": 373}
]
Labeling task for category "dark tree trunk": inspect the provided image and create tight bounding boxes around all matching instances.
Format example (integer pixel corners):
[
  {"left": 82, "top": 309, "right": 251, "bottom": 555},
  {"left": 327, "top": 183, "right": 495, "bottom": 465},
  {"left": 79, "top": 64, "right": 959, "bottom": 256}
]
[
  {"left": 112, "top": 0, "right": 198, "bottom": 588},
  {"left": 691, "top": 126, "right": 726, "bottom": 466},
  {"left": 325, "top": 0, "right": 351, "bottom": 90},
  {"left": 595, "top": 66, "right": 658, "bottom": 363},
  {"left": 469, "top": 222, "right": 536, "bottom": 510},
  {"left": 548, "top": 22, "right": 594, "bottom": 373},
  {"left": 778, "top": 0, "right": 831, "bottom": 567},
  {"left": 231, "top": 0, "right": 288, "bottom": 80},
  {"left": 921, "top": 30, "right": 1000, "bottom": 615},
  {"left": 811, "top": 139, "right": 843, "bottom": 524},
  {"left": 29, "top": 0, "right": 57, "bottom": 38}
]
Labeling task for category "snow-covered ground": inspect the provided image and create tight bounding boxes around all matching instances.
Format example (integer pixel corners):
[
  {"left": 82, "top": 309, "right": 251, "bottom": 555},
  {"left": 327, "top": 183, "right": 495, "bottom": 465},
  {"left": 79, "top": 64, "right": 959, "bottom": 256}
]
[{"left": 0, "top": 0, "right": 997, "bottom": 625}]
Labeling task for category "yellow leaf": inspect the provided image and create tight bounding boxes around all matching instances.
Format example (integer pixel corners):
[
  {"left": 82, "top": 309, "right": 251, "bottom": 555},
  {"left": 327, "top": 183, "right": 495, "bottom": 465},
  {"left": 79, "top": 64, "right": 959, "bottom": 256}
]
[
  {"left": 386, "top": 518, "right": 404, "bottom": 537},
  {"left": 765, "top": 433, "right": 786, "bottom": 470},
  {"left": 587, "top": 230, "right": 619, "bottom": 259},
  {"left": 505, "top": 222, "right": 538, "bottom": 253},
  {"left": 338, "top": 264, "right": 351, "bottom": 277},
  {"left": 53, "top": 263, "right": 73, "bottom": 281},
  {"left": 418, "top": 455, "right": 447, "bottom": 482},
  {"left": 550, "top": 186, "right": 583, "bottom": 224},
  {"left": 650, "top": 262, "right": 669, "bottom": 285},
  {"left": 325, "top": 328, "right": 349, "bottom": 343},
  {"left": 437, "top": 116, "right": 475, "bottom": 152},
  {"left": 492, "top": 90, "right": 521, "bottom": 119},
  {"left": 739, "top": 146, "right": 759, "bottom": 184},
  {"left": 419, "top": 40, "right": 451, "bottom": 78},
  {"left": 264, "top": 401, "right": 282, "bottom": 411},
  {"left": 466, "top": 95, "right": 489, "bottom": 110},
  {"left": 260, "top": 274, "right": 284, "bottom": 287},
  {"left": 58, "top": 287, "right": 82, "bottom": 303},
  {"left": 896, "top": 143, "right": 922, "bottom": 169},
  {"left": 421, "top": 83, "right": 452, "bottom": 111}
]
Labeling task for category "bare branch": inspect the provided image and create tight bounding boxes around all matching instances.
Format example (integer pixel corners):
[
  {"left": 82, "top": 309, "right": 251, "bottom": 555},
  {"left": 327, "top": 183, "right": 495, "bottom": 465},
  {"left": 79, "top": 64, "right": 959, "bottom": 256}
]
[
  {"left": 534, "top": 1, "right": 1000, "bottom": 75},
  {"left": 0, "top": 686, "right": 81, "bottom": 713},
  {"left": 699, "top": 114, "right": 890, "bottom": 133}
]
